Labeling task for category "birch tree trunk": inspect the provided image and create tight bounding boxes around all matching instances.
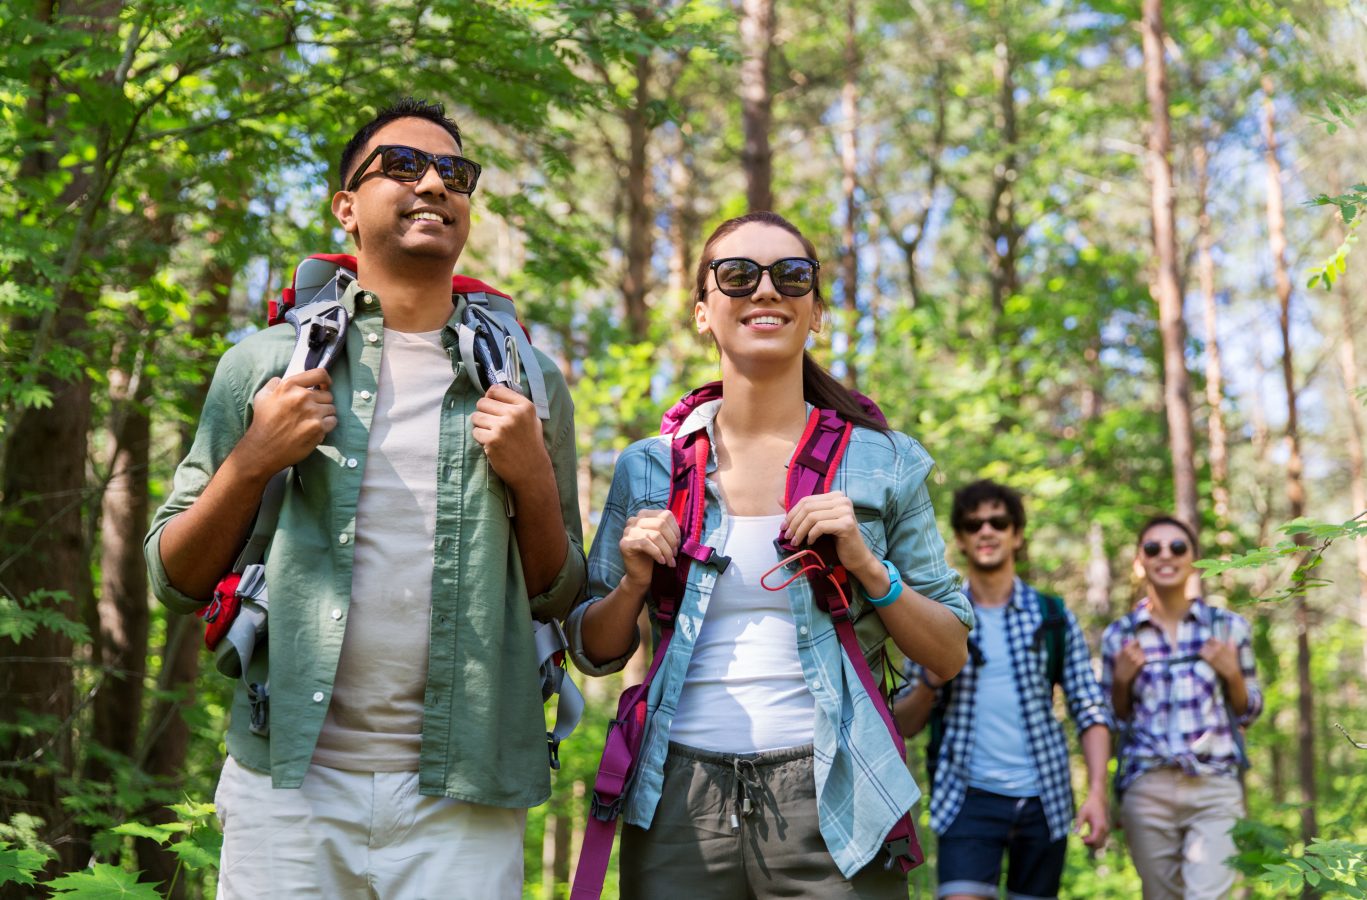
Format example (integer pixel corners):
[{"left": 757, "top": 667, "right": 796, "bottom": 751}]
[
  {"left": 1141, "top": 0, "right": 1200, "bottom": 532},
  {"left": 740, "top": 0, "right": 775, "bottom": 212},
  {"left": 1263, "top": 74, "right": 1316, "bottom": 844}
]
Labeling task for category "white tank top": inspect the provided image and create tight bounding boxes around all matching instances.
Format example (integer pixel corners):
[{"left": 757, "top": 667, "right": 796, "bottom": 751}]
[{"left": 669, "top": 514, "right": 815, "bottom": 752}]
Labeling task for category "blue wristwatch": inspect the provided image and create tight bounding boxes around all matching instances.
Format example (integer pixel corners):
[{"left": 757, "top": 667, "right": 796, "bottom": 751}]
[{"left": 867, "top": 559, "right": 904, "bottom": 607}]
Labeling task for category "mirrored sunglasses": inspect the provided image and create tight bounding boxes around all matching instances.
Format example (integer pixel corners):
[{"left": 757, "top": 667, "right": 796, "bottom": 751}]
[
  {"left": 709, "top": 257, "right": 819, "bottom": 298},
  {"left": 346, "top": 144, "right": 481, "bottom": 195}
]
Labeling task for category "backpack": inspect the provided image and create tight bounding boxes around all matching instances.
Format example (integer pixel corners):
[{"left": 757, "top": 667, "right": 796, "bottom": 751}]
[
  {"left": 570, "top": 383, "right": 923, "bottom": 900},
  {"left": 924, "top": 591, "right": 1068, "bottom": 786},
  {"left": 197, "top": 254, "right": 581, "bottom": 763}
]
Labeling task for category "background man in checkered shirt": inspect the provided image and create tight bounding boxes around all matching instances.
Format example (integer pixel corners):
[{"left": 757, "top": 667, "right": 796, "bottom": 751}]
[{"left": 895, "top": 480, "right": 1112, "bottom": 900}]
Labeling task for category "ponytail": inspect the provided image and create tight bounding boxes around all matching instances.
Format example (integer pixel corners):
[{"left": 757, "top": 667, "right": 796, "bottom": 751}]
[{"left": 801, "top": 353, "right": 888, "bottom": 432}]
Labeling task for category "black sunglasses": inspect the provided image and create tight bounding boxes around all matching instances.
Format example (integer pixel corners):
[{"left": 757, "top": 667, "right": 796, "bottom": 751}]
[
  {"left": 960, "top": 515, "right": 1013, "bottom": 534},
  {"left": 1142, "top": 539, "right": 1190, "bottom": 558},
  {"left": 346, "top": 145, "right": 482, "bottom": 195},
  {"left": 709, "top": 257, "right": 819, "bottom": 298}
]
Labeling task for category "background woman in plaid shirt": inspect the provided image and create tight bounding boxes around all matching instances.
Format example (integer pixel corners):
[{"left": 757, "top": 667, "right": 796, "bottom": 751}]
[{"left": 1102, "top": 517, "right": 1263, "bottom": 900}]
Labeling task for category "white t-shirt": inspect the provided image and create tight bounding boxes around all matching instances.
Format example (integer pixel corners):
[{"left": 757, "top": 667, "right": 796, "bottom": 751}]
[
  {"left": 312, "top": 328, "right": 451, "bottom": 772},
  {"left": 669, "top": 514, "right": 816, "bottom": 753}
]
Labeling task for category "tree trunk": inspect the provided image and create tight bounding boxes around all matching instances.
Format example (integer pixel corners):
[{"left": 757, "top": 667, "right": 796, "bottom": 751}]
[
  {"left": 135, "top": 257, "right": 234, "bottom": 895},
  {"left": 839, "top": 0, "right": 859, "bottom": 386},
  {"left": 1195, "top": 144, "right": 1233, "bottom": 568},
  {"left": 1263, "top": 75, "right": 1316, "bottom": 845},
  {"left": 622, "top": 46, "right": 653, "bottom": 342},
  {"left": 740, "top": 0, "right": 775, "bottom": 212},
  {"left": 0, "top": 288, "right": 94, "bottom": 876},
  {"left": 986, "top": 35, "right": 1020, "bottom": 322},
  {"left": 1141, "top": 0, "right": 1200, "bottom": 533},
  {"left": 1331, "top": 220, "right": 1367, "bottom": 679}
]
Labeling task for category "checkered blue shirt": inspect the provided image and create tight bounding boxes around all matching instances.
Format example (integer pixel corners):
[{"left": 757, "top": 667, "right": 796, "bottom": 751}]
[
  {"left": 1100, "top": 597, "right": 1261, "bottom": 792},
  {"left": 906, "top": 578, "right": 1111, "bottom": 841},
  {"left": 567, "top": 399, "right": 973, "bottom": 878}
]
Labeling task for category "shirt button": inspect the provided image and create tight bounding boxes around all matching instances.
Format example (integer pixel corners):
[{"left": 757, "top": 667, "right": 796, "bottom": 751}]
[
  {"left": 346, "top": 458, "right": 358, "bottom": 468},
  {"left": 359, "top": 390, "right": 373, "bottom": 401},
  {"left": 367, "top": 333, "right": 379, "bottom": 344},
  {"left": 331, "top": 609, "right": 342, "bottom": 620},
  {"left": 811, "top": 680, "right": 822, "bottom": 692},
  {"left": 798, "top": 626, "right": 809, "bottom": 636},
  {"left": 312, "top": 691, "right": 325, "bottom": 703},
  {"left": 338, "top": 534, "right": 349, "bottom": 545}
]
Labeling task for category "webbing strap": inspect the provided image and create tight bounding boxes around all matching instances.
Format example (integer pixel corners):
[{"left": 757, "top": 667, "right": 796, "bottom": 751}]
[
  {"left": 573, "top": 430, "right": 715, "bottom": 899},
  {"left": 533, "top": 619, "right": 584, "bottom": 769},
  {"left": 783, "top": 408, "right": 921, "bottom": 871},
  {"left": 456, "top": 298, "right": 551, "bottom": 420}
]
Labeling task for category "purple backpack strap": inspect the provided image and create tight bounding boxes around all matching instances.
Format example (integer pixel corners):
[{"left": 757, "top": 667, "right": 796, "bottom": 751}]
[
  {"left": 572, "top": 425, "right": 729, "bottom": 900},
  {"left": 778, "top": 407, "right": 924, "bottom": 873}
]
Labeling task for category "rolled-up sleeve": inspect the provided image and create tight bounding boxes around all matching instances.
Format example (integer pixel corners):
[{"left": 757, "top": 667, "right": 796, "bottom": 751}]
[
  {"left": 888, "top": 435, "right": 973, "bottom": 630},
  {"left": 143, "top": 345, "right": 255, "bottom": 615},
  {"left": 1232, "top": 614, "right": 1263, "bottom": 727},
  {"left": 1061, "top": 610, "right": 1112, "bottom": 735},
  {"left": 565, "top": 442, "right": 657, "bottom": 677},
  {"left": 528, "top": 365, "right": 587, "bottom": 622}
]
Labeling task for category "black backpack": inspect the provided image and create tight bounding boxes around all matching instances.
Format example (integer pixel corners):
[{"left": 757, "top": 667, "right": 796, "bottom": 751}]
[{"left": 925, "top": 592, "right": 1068, "bottom": 784}]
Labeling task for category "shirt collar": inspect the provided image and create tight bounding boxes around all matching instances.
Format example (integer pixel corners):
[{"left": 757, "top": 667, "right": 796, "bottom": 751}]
[
  {"left": 1133, "top": 595, "right": 1210, "bottom": 627},
  {"left": 343, "top": 280, "right": 465, "bottom": 338},
  {"left": 965, "top": 575, "right": 1027, "bottom": 611}
]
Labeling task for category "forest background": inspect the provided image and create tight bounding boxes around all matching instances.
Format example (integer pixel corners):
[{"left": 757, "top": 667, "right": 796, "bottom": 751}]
[{"left": 2, "top": 0, "right": 1366, "bottom": 897}]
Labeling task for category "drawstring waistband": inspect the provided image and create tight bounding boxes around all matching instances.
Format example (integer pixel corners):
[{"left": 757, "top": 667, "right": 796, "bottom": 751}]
[{"left": 730, "top": 757, "right": 761, "bottom": 833}]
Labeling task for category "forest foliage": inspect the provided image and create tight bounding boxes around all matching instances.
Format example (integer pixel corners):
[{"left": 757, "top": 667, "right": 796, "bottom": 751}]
[{"left": 3, "top": 0, "right": 1367, "bottom": 897}]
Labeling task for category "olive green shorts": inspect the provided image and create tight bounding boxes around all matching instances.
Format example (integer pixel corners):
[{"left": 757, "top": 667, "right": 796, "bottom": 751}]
[{"left": 619, "top": 742, "right": 908, "bottom": 899}]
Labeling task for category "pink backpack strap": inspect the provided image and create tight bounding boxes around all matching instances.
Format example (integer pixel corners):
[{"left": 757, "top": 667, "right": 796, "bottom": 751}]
[
  {"left": 779, "top": 407, "right": 924, "bottom": 874},
  {"left": 572, "top": 426, "right": 729, "bottom": 900}
]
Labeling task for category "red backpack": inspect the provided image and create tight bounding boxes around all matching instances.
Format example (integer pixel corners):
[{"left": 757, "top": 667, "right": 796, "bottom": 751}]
[{"left": 570, "top": 383, "right": 923, "bottom": 899}]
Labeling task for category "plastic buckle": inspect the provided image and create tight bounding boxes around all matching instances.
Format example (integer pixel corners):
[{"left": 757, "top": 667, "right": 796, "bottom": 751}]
[
  {"left": 589, "top": 791, "right": 622, "bottom": 823},
  {"left": 547, "top": 733, "right": 562, "bottom": 771},
  {"left": 247, "top": 682, "right": 270, "bottom": 737},
  {"left": 883, "top": 837, "right": 911, "bottom": 870}
]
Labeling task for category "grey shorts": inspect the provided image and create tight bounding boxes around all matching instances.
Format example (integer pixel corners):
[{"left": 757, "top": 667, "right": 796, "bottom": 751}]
[{"left": 619, "top": 742, "right": 907, "bottom": 900}]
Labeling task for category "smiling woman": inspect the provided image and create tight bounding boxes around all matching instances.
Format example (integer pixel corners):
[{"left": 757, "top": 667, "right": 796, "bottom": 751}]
[{"left": 566, "top": 212, "right": 974, "bottom": 899}]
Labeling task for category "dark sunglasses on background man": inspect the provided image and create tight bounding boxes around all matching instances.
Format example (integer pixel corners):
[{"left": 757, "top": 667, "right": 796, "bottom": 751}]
[
  {"left": 1142, "top": 539, "right": 1190, "bottom": 558},
  {"left": 960, "top": 515, "right": 1013, "bottom": 534},
  {"left": 346, "top": 145, "right": 482, "bottom": 195},
  {"left": 710, "top": 257, "right": 819, "bottom": 298}
]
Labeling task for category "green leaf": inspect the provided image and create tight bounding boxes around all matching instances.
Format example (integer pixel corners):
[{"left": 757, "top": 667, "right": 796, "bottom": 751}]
[
  {"left": 44, "top": 864, "right": 163, "bottom": 898},
  {"left": 0, "top": 843, "right": 48, "bottom": 888}
]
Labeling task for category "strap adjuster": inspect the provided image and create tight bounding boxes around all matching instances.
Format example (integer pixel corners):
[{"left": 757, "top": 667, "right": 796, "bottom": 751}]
[
  {"left": 547, "top": 733, "right": 562, "bottom": 771},
  {"left": 589, "top": 791, "right": 622, "bottom": 823},
  {"left": 883, "top": 837, "right": 911, "bottom": 870}
]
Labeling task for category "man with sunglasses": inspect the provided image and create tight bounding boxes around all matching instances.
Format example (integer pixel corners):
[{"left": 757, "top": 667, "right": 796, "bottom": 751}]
[
  {"left": 146, "top": 98, "right": 585, "bottom": 898},
  {"left": 894, "top": 480, "right": 1111, "bottom": 900},
  {"left": 1101, "top": 517, "right": 1261, "bottom": 899}
]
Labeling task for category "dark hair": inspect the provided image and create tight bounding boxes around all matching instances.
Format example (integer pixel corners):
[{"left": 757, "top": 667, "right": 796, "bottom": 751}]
[
  {"left": 1137, "top": 516, "right": 1200, "bottom": 557},
  {"left": 338, "top": 97, "right": 465, "bottom": 190},
  {"left": 692, "top": 211, "right": 887, "bottom": 433},
  {"left": 950, "top": 480, "right": 1027, "bottom": 533}
]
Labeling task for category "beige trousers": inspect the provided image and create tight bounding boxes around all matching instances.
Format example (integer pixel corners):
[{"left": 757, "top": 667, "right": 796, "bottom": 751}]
[
  {"left": 1119, "top": 768, "right": 1243, "bottom": 900},
  {"left": 213, "top": 756, "right": 526, "bottom": 900}
]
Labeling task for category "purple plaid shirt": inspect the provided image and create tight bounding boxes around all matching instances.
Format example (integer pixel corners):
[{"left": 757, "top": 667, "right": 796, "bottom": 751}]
[{"left": 1101, "top": 597, "right": 1261, "bottom": 791}]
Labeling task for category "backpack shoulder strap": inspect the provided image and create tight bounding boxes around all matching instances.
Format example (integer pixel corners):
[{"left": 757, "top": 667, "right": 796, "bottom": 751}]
[
  {"left": 1035, "top": 591, "right": 1068, "bottom": 687},
  {"left": 779, "top": 406, "right": 923, "bottom": 873}
]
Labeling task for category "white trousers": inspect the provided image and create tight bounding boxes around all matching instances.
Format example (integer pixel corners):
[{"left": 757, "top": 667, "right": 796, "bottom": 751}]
[{"left": 214, "top": 756, "right": 526, "bottom": 900}]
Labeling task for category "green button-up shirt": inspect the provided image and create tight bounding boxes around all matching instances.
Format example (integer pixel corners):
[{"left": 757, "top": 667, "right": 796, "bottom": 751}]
[{"left": 144, "top": 281, "right": 587, "bottom": 808}]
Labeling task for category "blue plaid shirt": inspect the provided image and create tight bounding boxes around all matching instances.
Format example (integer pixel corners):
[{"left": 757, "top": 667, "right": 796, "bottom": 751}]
[
  {"left": 906, "top": 578, "right": 1111, "bottom": 841},
  {"left": 1100, "top": 597, "right": 1261, "bottom": 792},
  {"left": 567, "top": 399, "right": 973, "bottom": 877}
]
